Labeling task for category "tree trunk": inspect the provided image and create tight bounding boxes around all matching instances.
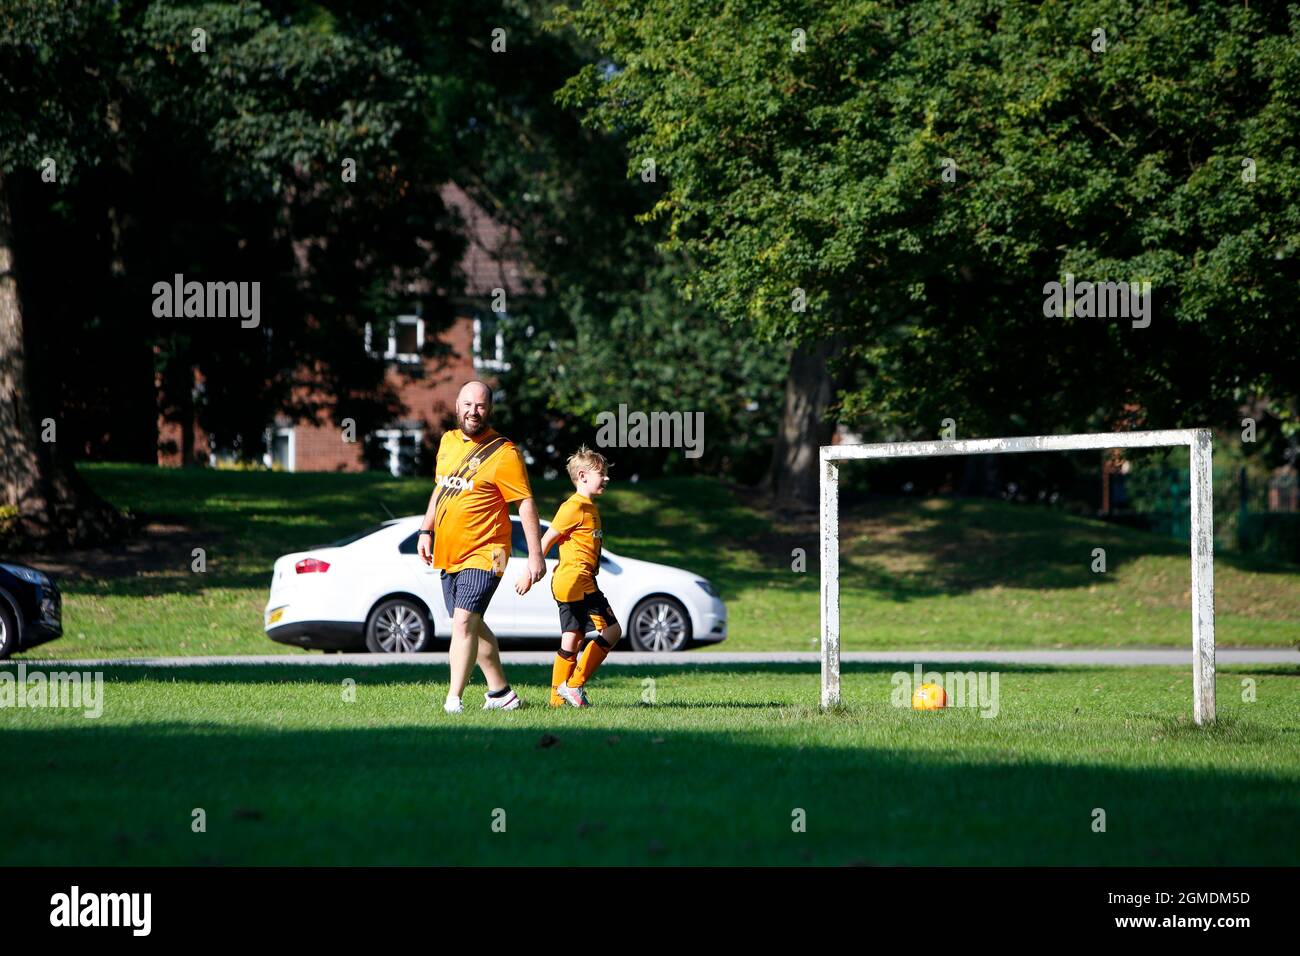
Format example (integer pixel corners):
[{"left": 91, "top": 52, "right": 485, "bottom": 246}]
[
  {"left": 180, "top": 369, "right": 196, "bottom": 465},
  {"left": 0, "top": 172, "right": 129, "bottom": 547},
  {"left": 958, "top": 454, "right": 1000, "bottom": 497},
  {"left": 765, "top": 336, "right": 844, "bottom": 506}
]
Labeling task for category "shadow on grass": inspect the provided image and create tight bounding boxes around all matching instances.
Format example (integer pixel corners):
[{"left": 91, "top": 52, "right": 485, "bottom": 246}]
[{"left": 3, "top": 718, "right": 1296, "bottom": 866}]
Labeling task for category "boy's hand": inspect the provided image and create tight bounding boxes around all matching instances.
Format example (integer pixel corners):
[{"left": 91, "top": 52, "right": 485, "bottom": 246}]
[{"left": 514, "top": 574, "right": 532, "bottom": 596}]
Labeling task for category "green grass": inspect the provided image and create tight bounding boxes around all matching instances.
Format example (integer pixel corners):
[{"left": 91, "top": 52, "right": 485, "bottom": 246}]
[
  {"left": 3, "top": 663, "right": 1297, "bottom": 865},
  {"left": 26, "top": 463, "right": 1300, "bottom": 658}
]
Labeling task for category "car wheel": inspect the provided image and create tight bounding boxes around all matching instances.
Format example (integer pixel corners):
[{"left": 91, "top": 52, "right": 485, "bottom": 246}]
[
  {"left": 627, "top": 596, "right": 691, "bottom": 653},
  {"left": 0, "top": 604, "right": 15, "bottom": 660},
  {"left": 365, "top": 598, "right": 434, "bottom": 653}
]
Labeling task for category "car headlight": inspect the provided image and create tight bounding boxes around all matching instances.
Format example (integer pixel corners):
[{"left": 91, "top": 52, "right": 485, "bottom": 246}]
[
  {"left": 694, "top": 579, "right": 717, "bottom": 597},
  {"left": 0, "top": 563, "right": 50, "bottom": 587}
]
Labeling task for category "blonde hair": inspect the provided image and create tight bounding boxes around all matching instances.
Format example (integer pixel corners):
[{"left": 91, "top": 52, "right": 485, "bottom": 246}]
[{"left": 566, "top": 445, "right": 608, "bottom": 484}]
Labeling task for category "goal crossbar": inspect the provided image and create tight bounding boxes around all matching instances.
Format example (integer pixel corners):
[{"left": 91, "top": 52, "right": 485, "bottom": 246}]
[{"left": 819, "top": 429, "right": 1216, "bottom": 724}]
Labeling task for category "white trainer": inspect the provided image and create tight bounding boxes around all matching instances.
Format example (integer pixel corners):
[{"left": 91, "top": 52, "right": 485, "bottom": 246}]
[
  {"left": 483, "top": 689, "right": 522, "bottom": 711},
  {"left": 444, "top": 695, "right": 463, "bottom": 714},
  {"left": 555, "top": 682, "right": 589, "bottom": 708}
]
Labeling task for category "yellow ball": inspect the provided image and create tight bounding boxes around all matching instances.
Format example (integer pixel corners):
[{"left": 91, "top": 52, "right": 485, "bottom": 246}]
[{"left": 912, "top": 682, "right": 947, "bottom": 710}]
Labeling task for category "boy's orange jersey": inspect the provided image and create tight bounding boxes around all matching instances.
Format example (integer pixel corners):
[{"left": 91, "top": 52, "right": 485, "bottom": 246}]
[
  {"left": 548, "top": 492, "right": 603, "bottom": 601},
  {"left": 431, "top": 428, "right": 533, "bottom": 574}
]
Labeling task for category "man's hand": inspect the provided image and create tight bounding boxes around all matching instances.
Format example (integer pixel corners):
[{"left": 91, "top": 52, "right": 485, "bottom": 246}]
[
  {"left": 514, "top": 573, "right": 533, "bottom": 596},
  {"left": 417, "top": 533, "right": 433, "bottom": 565},
  {"left": 528, "top": 552, "right": 545, "bottom": 585}
]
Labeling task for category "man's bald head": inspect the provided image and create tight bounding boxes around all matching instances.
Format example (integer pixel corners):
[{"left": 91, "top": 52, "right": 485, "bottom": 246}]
[
  {"left": 456, "top": 380, "right": 493, "bottom": 437},
  {"left": 458, "top": 380, "right": 493, "bottom": 407}
]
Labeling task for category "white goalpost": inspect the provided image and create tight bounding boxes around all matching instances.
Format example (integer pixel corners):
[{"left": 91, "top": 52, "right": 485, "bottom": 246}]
[{"left": 819, "top": 429, "right": 1216, "bottom": 724}]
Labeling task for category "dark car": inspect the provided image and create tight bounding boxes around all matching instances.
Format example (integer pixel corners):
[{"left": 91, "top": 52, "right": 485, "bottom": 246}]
[{"left": 0, "top": 562, "right": 63, "bottom": 659}]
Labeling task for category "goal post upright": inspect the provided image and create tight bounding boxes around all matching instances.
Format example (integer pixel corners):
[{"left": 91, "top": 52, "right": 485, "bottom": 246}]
[
  {"left": 819, "top": 453, "right": 841, "bottom": 709},
  {"left": 1189, "top": 428, "right": 1216, "bottom": 724},
  {"left": 818, "top": 429, "right": 1216, "bottom": 724}
]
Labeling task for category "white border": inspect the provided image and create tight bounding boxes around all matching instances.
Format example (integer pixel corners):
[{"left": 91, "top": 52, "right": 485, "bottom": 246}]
[{"left": 819, "top": 429, "right": 1216, "bottom": 724}]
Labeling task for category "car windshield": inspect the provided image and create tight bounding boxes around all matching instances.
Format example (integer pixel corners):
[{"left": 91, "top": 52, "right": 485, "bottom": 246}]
[{"left": 323, "top": 523, "right": 392, "bottom": 548}]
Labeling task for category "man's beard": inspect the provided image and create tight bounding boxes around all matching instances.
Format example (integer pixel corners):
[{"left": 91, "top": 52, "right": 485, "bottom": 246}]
[{"left": 459, "top": 409, "right": 491, "bottom": 437}]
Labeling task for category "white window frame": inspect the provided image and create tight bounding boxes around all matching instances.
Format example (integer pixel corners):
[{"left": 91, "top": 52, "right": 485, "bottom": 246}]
[
  {"left": 366, "top": 315, "right": 425, "bottom": 365},
  {"left": 372, "top": 427, "right": 424, "bottom": 477},
  {"left": 819, "top": 429, "right": 1216, "bottom": 724},
  {"left": 473, "top": 314, "right": 511, "bottom": 371},
  {"left": 262, "top": 427, "right": 296, "bottom": 472}
]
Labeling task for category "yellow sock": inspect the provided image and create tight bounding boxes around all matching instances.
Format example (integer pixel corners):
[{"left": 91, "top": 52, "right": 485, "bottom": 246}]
[
  {"left": 551, "top": 652, "right": 576, "bottom": 705},
  {"left": 570, "top": 639, "right": 610, "bottom": 688}
]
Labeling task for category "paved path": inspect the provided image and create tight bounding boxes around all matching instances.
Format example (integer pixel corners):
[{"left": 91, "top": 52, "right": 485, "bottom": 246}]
[{"left": 8, "top": 649, "right": 1296, "bottom": 667}]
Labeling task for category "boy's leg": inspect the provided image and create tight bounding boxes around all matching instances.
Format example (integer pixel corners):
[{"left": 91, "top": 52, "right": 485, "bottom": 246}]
[
  {"left": 550, "top": 631, "right": 582, "bottom": 706},
  {"left": 569, "top": 593, "right": 622, "bottom": 690},
  {"left": 569, "top": 621, "right": 621, "bottom": 688}
]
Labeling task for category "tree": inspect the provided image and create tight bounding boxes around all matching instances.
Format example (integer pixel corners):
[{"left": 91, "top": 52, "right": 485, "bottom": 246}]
[
  {"left": 323, "top": 0, "right": 789, "bottom": 479},
  {"left": 555, "top": 0, "right": 1300, "bottom": 501},
  {"left": 0, "top": 0, "right": 462, "bottom": 543},
  {"left": 0, "top": 2, "right": 130, "bottom": 544}
]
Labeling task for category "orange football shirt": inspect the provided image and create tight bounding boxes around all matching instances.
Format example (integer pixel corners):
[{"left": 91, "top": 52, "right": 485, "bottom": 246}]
[
  {"left": 548, "top": 492, "right": 603, "bottom": 602},
  {"left": 431, "top": 428, "right": 533, "bottom": 574}
]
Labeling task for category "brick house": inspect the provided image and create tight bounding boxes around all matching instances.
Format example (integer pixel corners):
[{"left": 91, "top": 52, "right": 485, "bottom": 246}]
[{"left": 159, "top": 184, "right": 538, "bottom": 475}]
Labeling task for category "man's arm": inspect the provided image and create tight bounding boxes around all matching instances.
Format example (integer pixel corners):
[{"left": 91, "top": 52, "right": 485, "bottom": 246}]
[
  {"left": 416, "top": 487, "right": 437, "bottom": 565},
  {"left": 516, "top": 496, "right": 546, "bottom": 584},
  {"left": 515, "top": 523, "right": 559, "bottom": 595}
]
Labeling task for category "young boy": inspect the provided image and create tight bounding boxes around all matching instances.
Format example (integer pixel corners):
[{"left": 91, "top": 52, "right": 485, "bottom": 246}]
[{"left": 515, "top": 446, "right": 621, "bottom": 707}]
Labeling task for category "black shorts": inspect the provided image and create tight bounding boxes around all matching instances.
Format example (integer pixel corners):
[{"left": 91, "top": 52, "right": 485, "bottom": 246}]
[
  {"left": 440, "top": 568, "right": 501, "bottom": 616},
  {"left": 557, "top": 589, "right": 618, "bottom": 635}
]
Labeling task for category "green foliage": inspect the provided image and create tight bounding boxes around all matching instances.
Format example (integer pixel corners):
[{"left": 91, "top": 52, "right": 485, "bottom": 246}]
[
  {"left": 1, "top": 0, "right": 786, "bottom": 474},
  {"left": 496, "top": 255, "right": 789, "bottom": 479},
  {"left": 1239, "top": 512, "right": 1300, "bottom": 564},
  {"left": 375, "top": 0, "right": 791, "bottom": 478},
  {"left": 1120, "top": 433, "right": 1300, "bottom": 557},
  {"left": 556, "top": 0, "right": 1300, "bottom": 442},
  {"left": 1, "top": 0, "right": 462, "bottom": 460}
]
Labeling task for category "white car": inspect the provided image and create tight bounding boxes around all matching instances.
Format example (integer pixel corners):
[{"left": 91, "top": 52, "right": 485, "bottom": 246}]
[{"left": 264, "top": 515, "right": 727, "bottom": 653}]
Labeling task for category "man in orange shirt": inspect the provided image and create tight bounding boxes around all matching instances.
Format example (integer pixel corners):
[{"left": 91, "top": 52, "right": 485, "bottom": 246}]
[{"left": 417, "top": 380, "right": 545, "bottom": 713}]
